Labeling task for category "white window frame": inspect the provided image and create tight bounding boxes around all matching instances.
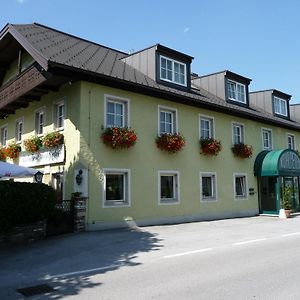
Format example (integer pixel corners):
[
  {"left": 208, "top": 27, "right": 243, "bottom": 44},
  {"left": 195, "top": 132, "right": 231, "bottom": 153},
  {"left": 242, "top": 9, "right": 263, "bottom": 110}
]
[
  {"left": 261, "top": 128, "right": 273, "bottom": 150},
  {"left": 287, "top": 133, "right": 296, "bottom": 150},
  {"left": 232, "top": 122, "right": 245, "bottom": 144},
  {"left": 227, "top": 80, "right": 246, "bottom": 104},
  {"left": 200, "top": 172, "right": 217, "bottom": 202},
  {"left": 274, "top": 96, "right": 288, "bottom": 117},
  {"left": 199, "top": 114, "right": 215, "bottom": 139},
  {"left": 104, "top": 95, "right": 130, "bottom": 128},
  {"left": 54, "top": 98, "right": 66, "bottom": 131},
  {"left": 15, "top": 117, "right": 24, "bottom": 143},
  {"left": 158, "top": 105, "right": 178, "bottom": 135},
  {"left": 233, "top": 173, "right": 248, "bottom": 200},
  {"left": 159, "top": 55, "right": 187, "bottom": 87},
  {"left": 35, "top": 107, "right": 46, "bottom": 136},
  {"left": 102, "top": 168, "right": 131, "bottom": 208},
  {"left": 158, "top": 170, "right": 180, "bottom": 205},
  {"left": 0, "top": 124, "right": 8, "bottom": 147}
]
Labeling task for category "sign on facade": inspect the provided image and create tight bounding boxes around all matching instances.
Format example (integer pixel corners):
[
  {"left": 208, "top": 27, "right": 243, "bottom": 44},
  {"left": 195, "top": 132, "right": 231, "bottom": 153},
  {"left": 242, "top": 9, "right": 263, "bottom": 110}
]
[{"left": 19, "top": 145, "right": 65, "bottom": 167}]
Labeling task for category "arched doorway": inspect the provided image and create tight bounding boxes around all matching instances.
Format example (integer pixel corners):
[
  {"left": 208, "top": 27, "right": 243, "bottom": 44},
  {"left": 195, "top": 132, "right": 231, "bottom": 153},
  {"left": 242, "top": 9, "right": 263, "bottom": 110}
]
[{"left": 254, "top": 149, "right": 300, "bottom": 214}]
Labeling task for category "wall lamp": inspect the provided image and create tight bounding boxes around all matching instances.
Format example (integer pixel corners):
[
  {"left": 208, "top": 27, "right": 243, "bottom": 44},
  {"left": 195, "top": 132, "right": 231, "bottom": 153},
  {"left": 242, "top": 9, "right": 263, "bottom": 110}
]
[
  {"left": 76, "top": 169, "right": 83, "bottom": 185},
  {"left": 34, "top": 171, "right": 43, "bottom": 183}
]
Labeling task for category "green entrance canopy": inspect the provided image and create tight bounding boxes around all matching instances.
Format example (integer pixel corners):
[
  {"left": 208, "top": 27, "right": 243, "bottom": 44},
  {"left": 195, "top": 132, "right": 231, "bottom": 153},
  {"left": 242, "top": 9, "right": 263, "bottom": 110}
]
[{"left": 254, "top": 149, "right": 300, "bottom": 177}]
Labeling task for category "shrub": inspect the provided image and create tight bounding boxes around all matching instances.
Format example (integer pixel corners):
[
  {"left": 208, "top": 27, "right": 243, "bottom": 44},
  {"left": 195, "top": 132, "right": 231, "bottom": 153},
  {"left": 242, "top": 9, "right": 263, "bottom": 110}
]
[
  {"left": 0, "top": 181, "right": 56, "bottom": 234},
  {"left": 156, "top": 133, "right": 186, "bottom": 153},
  {"left": 24, "top": 136, "right": 43, "bottom": 153}
]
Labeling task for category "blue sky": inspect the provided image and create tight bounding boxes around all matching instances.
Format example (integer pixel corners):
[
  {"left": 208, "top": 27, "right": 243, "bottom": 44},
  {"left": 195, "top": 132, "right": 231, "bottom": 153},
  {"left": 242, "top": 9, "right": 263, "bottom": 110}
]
[{"left": 2, "top": 0, "right": 300, "bottom": 102}]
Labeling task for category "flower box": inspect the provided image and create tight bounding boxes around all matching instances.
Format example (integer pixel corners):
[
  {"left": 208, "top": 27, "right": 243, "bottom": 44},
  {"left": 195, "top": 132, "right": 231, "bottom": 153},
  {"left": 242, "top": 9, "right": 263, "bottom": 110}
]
[
  {"left": 101, "top": 127, "right": 137, "bottom": 149},
  {"left": 43, "top": 132, "right": 64, "bottom": 149},
  {"left": 156, "top": 133, "right": 186, "bottom": 153},
  {"left": 24, "top": 136, "right": 42, "bottom": 153},
  {"left": 231, "top": 143, "right": 253, "bottom": 158},
  {"left": 5, "top": 142, "right": 21, "bottom": 159},
  {"left": 200, "top": 138, "right": 222, "bottom": 156}
]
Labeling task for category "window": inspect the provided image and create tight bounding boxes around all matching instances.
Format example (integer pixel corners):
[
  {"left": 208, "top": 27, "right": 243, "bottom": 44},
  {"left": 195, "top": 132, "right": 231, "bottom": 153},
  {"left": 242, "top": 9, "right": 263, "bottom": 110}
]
[
  {"left": 234, "top": 174, "right": 248, "bottom": 199},
  {"left": 262, "top": 128, "right": 272, "bottom": 150},
  {"left": 232, "top": 123, "right": 244, "bottom": 144},
  {"left": 35, "top": 108, "right": 45, "bottom": 135},
  {"left": 158, "top": 106, "right": 177, "bottom": 134},
  {"left": 200, "top": 116, "right": 214, "bottom": 139},
  {"left": 200, "top": 172, "right": 217, "bottom": 201},
  {"left": 54, "top": 99, "right": 65, "bottom": 130},
  {"left": 15, "top": 118, "right": 23, "bottom": 143},
  {"left": 0, "top": 125, "right": 7, "bottom": 146},
  {"left": 105, "top": 95, "right": 129, "bottom": 128},
  {"left": 287, "top": 134, "right": 295, "bottom": 150},
  {"left": 274, "top": 97, "right": 287, "bottom": 116},
  {"left": 160, "top": 56, "right": 187, "bottom": 86},
  {"left": 158, "top": 171, "right": 180, "bottom": 204},
  {"left": 103, "top": 169, "right": 130, "bottom": 207},
  {"left": 227, "top": 80, "right": 246, "bottom": 104}
]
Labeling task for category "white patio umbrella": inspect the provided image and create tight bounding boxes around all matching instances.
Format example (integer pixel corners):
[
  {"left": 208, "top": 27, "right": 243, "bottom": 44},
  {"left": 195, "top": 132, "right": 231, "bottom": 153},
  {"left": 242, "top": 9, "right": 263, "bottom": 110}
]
[{"left": 0, "top": 161, "right": 40, "bottom": 178}]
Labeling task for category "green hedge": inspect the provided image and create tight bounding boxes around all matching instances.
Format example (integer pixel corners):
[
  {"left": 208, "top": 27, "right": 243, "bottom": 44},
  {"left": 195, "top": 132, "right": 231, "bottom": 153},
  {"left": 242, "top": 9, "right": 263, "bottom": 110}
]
[{"left": 0, "top": 181, "right": 56, "bottom": 234}]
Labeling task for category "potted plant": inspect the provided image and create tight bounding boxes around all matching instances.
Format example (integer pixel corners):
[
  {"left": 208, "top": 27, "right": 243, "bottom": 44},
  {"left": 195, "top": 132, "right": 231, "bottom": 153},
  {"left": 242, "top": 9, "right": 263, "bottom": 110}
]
[
  {"left": 0, "top": 148, "right": 6, "bottom": 161},
  {"left": 23, "top": 136, "right": 43, "bottom": 153},
  {"left": 231, "top": 143, "right": 253, "bottom": 158},
  {"left": 200, "top": 137, "right": 222, "bottom": 156},
  {"left": 5, "top": 142, "right": 21, "bottom": 159},
  {"left": 101, "top": 127, "right": 137, "bottom": 149},
  {"left": 43, "top": 132, "right": 64, "bottom": 149},
  {"left": 280, "top": 186, "right": 293, "bottom": 218},
  {"left": 156, "top": 133, "right": 186, "bottom": 154}
]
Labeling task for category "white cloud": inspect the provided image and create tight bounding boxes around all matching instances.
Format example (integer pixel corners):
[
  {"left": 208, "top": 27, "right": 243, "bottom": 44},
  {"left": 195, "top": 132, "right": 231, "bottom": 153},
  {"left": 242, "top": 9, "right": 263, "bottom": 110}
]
[
  {"left": 183, "top": 27, "right": 190, "bottom": 34},
  {"left": 16, "top": 0, "right": 25, "bottom": 4}
]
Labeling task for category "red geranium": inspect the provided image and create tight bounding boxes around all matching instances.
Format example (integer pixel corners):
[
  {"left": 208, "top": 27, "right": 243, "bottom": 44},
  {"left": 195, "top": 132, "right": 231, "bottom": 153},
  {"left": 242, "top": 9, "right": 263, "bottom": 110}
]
[
  {"left": 232, "top": 143, "right": 253, "bottom": 158},
  {"left": 200, "top": 138, "right": 222, "bottom": 156},
  {"left": 101, "top": 127, "right": 137, "bottom": 149},
  {"left": 156, "top": 133, "right": 186, "bottom": 153},
  {"left": 5, "top": 142, "right": 21, "bottom": 159},
  {"left": 0, "top": 148, "right": 6, "bottom": 161}
]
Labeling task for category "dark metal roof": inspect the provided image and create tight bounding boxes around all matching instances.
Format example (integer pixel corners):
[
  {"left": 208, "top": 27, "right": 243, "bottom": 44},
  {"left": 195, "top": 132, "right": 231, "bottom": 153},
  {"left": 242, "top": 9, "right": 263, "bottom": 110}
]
[
  {"left": 249, "top": 89, "right": 292, "bottom": 99},
  {"left": 1, "top": 23, "right": 300, "bottom": 130}
]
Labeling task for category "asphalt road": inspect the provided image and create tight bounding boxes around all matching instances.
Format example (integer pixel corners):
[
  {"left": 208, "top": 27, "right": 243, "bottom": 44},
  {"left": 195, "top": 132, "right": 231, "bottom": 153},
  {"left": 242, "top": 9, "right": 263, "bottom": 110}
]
[{"left": 1, "top": 216, "right": 300, "bottom": 299}]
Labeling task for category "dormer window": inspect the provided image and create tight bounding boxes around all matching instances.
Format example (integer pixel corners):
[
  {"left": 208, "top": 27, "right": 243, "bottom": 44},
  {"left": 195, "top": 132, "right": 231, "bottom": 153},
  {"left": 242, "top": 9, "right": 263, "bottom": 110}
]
[
  {"left": 160, "top": 56, "right": 186, "bottom": 86},
  {"left": 227, "top": 80, "right": 246, "bottom": 104},
  {"left": 273, "top": 96, "right": 287, "bottom": 117}
]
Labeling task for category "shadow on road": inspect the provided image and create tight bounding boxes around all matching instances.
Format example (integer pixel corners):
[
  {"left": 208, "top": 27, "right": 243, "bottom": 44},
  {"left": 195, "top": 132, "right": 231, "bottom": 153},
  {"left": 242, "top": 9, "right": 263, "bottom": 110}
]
[{"left": 0, "top": 228, "right": 163, "bottom": 299}]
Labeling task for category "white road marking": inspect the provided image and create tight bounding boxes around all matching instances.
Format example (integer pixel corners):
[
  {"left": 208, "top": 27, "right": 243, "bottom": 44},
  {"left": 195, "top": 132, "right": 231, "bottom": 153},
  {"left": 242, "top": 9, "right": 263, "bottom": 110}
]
[
  {"left": 45, "top": 264, "right": 123, "bottom": 279},
  {"left": 164, "top": 248, "right": 212, "bottom": 259},
  {"left": 233, "top": 238, "right": 267, "bottom": 246},
  {"left": 282, "top": 232, "right": 300, "bottom": 237}
]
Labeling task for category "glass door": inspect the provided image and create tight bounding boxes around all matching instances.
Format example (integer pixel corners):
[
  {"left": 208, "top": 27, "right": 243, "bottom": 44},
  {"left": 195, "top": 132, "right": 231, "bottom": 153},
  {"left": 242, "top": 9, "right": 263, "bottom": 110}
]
[{"left": 260, "top": 177, "right": 278, "bottom": 214}]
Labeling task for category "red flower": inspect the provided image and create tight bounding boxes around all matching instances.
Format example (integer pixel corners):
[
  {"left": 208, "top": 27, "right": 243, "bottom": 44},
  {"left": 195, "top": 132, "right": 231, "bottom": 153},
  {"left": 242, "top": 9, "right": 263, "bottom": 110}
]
[
  {"left": 0, "top": 148, "right": 6, "bottom": 161},
  {"left": 200, "top": 138, "right": 222, "bottom": 156},
  {"left": 5, "top": 143, "right": 21, "bottom": 159},
  {"left": 156, "top": 133, "right": 186, "bottom": 153},
  {"left": 231, "top": 143, "right": 253, "bottom": 158},
  {"left": 101, "top": 127, "right": 137, "bottom": 149}
]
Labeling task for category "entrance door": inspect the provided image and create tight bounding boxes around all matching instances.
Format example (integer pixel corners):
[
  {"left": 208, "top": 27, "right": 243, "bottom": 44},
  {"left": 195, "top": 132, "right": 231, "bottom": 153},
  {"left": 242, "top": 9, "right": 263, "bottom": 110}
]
[
  {"left": 283, "top": 177, "right": 300, "bottom": 212},
  {"left": 260, "top": 177, "right": 278, "bottom": 213}
]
